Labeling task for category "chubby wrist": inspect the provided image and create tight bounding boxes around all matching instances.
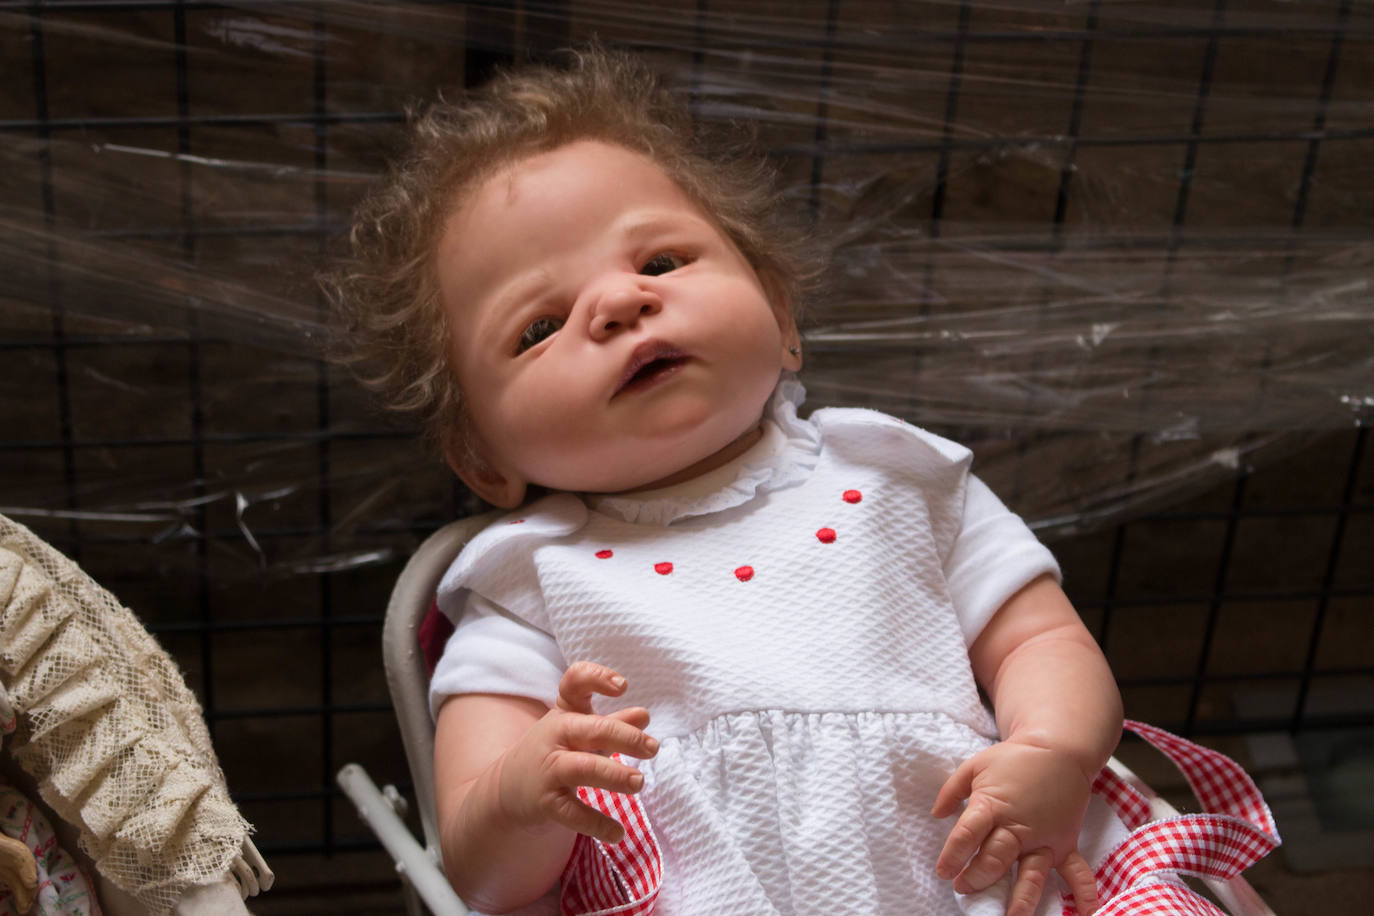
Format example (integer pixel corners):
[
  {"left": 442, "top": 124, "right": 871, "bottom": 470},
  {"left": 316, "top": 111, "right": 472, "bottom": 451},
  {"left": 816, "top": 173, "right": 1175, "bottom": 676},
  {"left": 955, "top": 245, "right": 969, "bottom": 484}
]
[
  {"left": 446, "top": 756, "right": 574, "bottom": 910},
  {"left": 995, "top": 677, "right": 1125, "bottom": 784},
  {"left": 454, "top": 756, "right": 534, "bottom": 852},
  {"left": 1002, "top": 723, "right": 1121, "bottom": 783},
  {"left": 488, "top": 751, "right": 579, "bottom": 843}
]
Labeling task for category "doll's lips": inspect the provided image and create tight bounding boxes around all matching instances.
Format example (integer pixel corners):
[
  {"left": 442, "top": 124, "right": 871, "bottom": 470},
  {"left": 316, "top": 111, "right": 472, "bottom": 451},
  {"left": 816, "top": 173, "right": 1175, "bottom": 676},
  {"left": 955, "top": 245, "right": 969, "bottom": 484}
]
[{"left": 614, "top": 340, "right": 689, "bottom": 397}]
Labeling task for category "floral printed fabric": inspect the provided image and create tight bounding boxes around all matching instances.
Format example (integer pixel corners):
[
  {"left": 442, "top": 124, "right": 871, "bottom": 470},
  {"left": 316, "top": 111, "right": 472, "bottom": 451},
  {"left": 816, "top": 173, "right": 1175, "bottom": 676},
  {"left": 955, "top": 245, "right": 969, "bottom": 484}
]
[{"left": 1, "top": 686, "right": 100, "bottom": 916}]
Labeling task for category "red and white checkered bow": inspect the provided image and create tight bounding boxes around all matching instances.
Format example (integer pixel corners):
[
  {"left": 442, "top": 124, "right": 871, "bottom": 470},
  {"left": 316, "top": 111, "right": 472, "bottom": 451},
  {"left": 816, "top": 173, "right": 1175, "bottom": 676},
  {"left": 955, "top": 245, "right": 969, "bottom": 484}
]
[
  {"left": 560, "top": 754, "right": 662, "bottom": 916},
  {"left": 1068, "top": 720, "right": 1280, "bottom": 916}
]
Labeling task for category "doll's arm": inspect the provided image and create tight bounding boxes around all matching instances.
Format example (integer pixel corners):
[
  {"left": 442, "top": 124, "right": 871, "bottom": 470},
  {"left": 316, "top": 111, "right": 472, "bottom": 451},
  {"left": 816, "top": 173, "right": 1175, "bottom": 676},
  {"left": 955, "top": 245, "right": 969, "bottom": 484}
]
[
  {"left": 433, "top": 662, "right": 658, "bottom": 913},
  {"left": 932, "top": 574, "right": 1122, "bottom": 916}
]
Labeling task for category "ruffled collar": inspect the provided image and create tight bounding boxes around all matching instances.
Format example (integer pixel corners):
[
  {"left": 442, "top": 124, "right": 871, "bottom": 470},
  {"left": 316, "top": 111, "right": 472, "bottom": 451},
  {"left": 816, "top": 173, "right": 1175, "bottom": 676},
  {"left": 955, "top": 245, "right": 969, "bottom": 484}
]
[{"left": 584, "top": 374, "right": 821, "bottom": 526}]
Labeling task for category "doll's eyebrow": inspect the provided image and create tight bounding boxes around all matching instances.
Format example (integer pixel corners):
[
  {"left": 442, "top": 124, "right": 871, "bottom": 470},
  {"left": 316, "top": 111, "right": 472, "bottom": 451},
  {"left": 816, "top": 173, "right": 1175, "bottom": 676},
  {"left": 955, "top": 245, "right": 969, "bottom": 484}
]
[
  {"left": 474, "top": 268, "right": 554, "bottom": 347},
  {"left": 492, "top": 267, "right": 555, "bottom": 314},
  {"left": 619, "top": 213, "right": 698, "bottom": 242}
]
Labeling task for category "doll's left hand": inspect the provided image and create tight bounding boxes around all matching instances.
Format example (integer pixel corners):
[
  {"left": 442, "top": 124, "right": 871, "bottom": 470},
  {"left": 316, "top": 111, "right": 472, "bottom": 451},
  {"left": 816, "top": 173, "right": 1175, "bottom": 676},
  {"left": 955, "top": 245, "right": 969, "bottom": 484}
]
[{"left": 932, "top": 740, "right": 1099, "bottom": 916}]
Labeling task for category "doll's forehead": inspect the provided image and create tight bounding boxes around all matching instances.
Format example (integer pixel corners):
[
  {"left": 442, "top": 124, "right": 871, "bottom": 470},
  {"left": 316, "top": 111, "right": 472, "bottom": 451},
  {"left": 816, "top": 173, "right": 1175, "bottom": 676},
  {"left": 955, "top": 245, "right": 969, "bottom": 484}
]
[
  {"left": 469, "top": 140, "right": 699, "bottom": 215},
  {"left": 441, "top": 142, "right": 723, "bottom": 276}
]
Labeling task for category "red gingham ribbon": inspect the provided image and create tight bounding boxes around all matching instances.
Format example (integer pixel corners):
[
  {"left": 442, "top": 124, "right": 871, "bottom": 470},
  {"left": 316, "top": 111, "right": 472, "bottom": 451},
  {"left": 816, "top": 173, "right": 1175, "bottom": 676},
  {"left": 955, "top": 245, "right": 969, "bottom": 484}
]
[
  {"left": 1091, "top": 765, "right": 1153, "bottom": 830},
  {"left": 1065, "top": 720, "right": 1279, "bottom": 915},
  {"left": 559, "top": 754, "right": 662, "bottom": 916},
  {"left": 1123, "top": 721, "right": 1277, "bottom": 836},
  {"left": 1096, "top": 881, "right": 1229, "bottom": 916}
]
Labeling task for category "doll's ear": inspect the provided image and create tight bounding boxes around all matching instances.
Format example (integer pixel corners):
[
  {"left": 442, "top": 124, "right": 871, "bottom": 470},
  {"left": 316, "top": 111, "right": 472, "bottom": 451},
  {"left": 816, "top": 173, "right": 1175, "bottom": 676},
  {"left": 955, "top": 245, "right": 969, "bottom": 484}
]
[
  {"left": 442, "top": 434, "right": 528, "bottom": 509},
  {"left": 779, "top": 314, "right": 803, "bottom": 371},
  {"left": 766, "top": 282, "right": 803, "bottom": 372}
]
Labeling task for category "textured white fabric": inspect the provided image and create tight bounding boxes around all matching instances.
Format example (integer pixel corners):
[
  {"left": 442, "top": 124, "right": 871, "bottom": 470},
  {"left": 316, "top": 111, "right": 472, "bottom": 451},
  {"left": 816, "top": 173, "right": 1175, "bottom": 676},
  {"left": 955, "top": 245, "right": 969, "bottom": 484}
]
[{"left": 431, "top": 378, "right": 1127, "bottom": 915}]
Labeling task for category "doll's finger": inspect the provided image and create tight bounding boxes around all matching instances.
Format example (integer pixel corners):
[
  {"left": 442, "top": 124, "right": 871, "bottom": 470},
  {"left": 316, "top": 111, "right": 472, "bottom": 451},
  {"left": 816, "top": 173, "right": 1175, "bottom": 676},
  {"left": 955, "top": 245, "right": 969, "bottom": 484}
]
[
  {"left": 953, "top": 826, "right": 1021, "bottom": 894},
  {"left": 1006, "top": 848, "right": 1052, "bottom": 916},
  {"left": 549, "top": 790, "right": 628, "bottom": 845},
  {"left": 1059, "top": 850, "right": 1099, "bottom": 915},
  {"left": 931, "top": 756, "right": 976, "bottom": 819},
  {"left": 935, "top": 799, "right": 994, "bottom": 880},
  {"left": 552, "top": 749, "right": 647, "bottom": 796},
  {"left": 563, "top": 713, "right": 659, "bottom": 759},
  {"left": 231, "top": 854, "right": 260, "bottom": 898},
  {"left": 557, "top": 661, "right": 628, "bottom": 713},
  {"left": 608, "top": 704, "right": 652, "bottom": 732}
]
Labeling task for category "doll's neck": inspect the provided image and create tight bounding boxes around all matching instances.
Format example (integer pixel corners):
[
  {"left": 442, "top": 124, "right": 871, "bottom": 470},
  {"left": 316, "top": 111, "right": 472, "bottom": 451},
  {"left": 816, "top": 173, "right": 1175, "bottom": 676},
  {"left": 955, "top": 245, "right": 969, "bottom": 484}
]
[{"left": 619, "top": 422, "right": 764, "bottom": 495}]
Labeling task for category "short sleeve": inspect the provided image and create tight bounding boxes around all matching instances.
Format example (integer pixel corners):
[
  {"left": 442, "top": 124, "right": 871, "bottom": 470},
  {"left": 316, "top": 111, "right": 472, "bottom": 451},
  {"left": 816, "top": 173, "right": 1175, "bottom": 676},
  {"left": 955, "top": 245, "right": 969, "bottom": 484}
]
[
  {"left": 944, "top": 475, "right": 1061, "bottom": 647},
  {"left": 428, "top": 590, "right": 567, "bottom": 719}
]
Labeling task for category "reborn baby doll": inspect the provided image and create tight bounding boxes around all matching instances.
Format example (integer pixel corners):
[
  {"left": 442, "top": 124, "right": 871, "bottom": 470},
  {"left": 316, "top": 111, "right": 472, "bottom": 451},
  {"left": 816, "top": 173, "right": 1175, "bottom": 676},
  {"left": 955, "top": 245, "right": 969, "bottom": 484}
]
[{"left": 328, "top": 47, "right": 1275, "bottom": 916}]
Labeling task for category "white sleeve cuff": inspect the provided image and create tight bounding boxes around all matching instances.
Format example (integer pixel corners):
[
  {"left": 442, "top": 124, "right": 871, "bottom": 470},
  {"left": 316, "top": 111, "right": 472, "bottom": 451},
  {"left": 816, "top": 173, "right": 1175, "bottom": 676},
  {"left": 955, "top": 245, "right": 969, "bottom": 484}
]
[
  {"left": 945, "top": 475, "right": 1061, "bottom": 648},
  {"left": 428, "top": 591, "right": 567, "bottom": 720}
]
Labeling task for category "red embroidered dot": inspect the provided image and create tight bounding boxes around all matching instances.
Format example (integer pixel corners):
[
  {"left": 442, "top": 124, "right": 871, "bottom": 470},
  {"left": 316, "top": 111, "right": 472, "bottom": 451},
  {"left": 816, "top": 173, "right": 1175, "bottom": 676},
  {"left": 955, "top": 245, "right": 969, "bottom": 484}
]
[
  {"left": 595, "top": 550, "right": 613, "bottom": 559},
  {"left": 508, "top": 518, "right": 526, "bottom": 525},
  {"left": 654, "top": 562, "right": 674, "bottom": 575},
  {"left": 843, "top": 489, "right": 863, "bottom": 504},
  {"left": 734, "top": 566, "right": 754, "bottom": 582},
  {"left": 816, "top": 527, "right": 837, "bottom": 543}
]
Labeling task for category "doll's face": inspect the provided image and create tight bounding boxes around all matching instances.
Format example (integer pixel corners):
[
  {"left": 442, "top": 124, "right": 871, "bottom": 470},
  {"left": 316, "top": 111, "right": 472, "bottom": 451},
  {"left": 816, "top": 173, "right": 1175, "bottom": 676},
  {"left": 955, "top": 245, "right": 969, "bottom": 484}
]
[{"left": 436, "top": 139, "right": 801, "bottom": 507}]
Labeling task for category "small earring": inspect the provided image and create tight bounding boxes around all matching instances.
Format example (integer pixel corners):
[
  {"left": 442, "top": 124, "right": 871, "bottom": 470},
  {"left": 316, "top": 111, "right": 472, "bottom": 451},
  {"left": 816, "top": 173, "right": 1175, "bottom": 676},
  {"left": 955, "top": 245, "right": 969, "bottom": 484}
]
[{"left": 788, "top": 345, "right": 801, "bottom": 356}]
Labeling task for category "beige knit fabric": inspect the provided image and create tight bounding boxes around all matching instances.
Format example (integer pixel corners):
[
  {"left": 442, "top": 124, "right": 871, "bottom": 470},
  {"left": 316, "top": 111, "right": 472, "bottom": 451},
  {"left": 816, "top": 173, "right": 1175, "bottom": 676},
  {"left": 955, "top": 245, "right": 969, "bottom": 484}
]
[{"left": 0, "top": 514, "right": 252, "bottom": 915}]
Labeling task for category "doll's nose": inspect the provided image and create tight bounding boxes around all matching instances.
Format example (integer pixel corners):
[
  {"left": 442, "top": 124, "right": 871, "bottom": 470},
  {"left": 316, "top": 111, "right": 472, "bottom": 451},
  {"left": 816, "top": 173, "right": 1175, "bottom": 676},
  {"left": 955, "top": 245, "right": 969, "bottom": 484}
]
[{"left": 587, "top": 278, "right": 662, "bottom": 341}]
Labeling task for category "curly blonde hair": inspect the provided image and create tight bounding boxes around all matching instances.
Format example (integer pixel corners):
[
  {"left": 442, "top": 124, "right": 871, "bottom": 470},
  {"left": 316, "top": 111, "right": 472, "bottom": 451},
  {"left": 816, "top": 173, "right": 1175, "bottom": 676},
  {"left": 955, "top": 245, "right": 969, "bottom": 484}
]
[{"left": 325, "top": 46, "right": 810, "bottom": 465}]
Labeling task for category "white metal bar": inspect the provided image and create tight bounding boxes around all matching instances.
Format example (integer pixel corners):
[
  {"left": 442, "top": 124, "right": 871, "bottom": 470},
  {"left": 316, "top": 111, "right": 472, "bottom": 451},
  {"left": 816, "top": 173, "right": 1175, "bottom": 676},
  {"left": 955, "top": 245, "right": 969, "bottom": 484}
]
[{"left": 336, "top": 763, "right": 469, "bottom": 916}]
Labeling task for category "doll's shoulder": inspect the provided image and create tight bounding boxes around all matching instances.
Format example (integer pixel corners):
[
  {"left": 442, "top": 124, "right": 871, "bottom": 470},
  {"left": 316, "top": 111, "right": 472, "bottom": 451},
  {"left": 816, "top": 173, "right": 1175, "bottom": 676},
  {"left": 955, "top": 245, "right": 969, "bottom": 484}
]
[
  {"left": 809, "top": 406, "right": 973, "bottom": 474},
  {"left": 437, "top": 493, "right": 588, "bottom": 619},
  {"left": 448, "top": 492, "right": 587, "bottom": 570}
]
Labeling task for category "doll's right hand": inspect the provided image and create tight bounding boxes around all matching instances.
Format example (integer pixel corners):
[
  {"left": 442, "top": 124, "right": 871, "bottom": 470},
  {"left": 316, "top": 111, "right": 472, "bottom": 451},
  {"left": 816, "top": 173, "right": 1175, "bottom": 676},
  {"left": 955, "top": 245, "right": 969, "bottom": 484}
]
[{"left": 494, "top": 661, "right": 658, "bottom": 845}]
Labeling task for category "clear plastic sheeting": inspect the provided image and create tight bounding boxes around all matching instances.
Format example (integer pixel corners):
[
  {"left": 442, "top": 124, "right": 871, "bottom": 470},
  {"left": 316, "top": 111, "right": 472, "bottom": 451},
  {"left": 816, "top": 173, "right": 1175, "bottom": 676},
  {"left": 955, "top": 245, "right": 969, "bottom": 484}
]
[{"left": 1, "top": 0, "right": 1371, "bottom": 588}]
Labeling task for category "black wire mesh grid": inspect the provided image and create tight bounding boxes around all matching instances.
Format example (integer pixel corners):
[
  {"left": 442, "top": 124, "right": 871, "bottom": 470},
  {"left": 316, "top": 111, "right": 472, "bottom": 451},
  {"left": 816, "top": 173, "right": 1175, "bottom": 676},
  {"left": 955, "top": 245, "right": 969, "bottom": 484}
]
[{"left": 1, "top": 0, "right": 1370, "bottom": 891}]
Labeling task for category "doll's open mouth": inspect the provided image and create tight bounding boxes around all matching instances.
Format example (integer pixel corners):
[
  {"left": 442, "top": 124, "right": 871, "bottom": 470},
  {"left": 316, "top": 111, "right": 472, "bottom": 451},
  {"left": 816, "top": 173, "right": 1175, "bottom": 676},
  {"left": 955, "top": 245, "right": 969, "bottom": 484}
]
[{"left": 615, "top": 342, "right": 689, "bottom": 397}]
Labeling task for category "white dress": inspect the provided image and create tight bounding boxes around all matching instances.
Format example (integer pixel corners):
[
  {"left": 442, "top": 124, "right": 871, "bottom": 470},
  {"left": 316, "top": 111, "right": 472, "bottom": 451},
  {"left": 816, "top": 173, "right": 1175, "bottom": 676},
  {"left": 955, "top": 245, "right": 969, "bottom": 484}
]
[{"left": 431, "top": 377, "right": 1129, "bottom": 915}]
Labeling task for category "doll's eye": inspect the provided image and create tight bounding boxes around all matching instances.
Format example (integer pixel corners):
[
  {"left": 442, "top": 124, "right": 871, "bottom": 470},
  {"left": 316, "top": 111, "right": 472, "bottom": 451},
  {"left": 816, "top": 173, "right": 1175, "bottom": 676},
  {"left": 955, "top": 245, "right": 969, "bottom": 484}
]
[
  {"left": 640, "top": 252, "right": 688, "bottom": 276},
  {"left": 517, "top": 316, "right": 564, "bottom": 353}
]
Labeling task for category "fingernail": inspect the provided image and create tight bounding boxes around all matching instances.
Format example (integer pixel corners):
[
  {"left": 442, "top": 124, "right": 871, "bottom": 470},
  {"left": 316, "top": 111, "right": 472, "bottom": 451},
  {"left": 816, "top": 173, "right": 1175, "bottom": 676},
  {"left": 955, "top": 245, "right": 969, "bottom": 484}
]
[
  {"left": 610, "top": 675, "right": 626, "bottom": 689},
  {"left": 629, "top": 772, "right": 644, "bottom": 791},
  {"left": 645, "top": 736, "right": 660, "bottom": 754}
]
